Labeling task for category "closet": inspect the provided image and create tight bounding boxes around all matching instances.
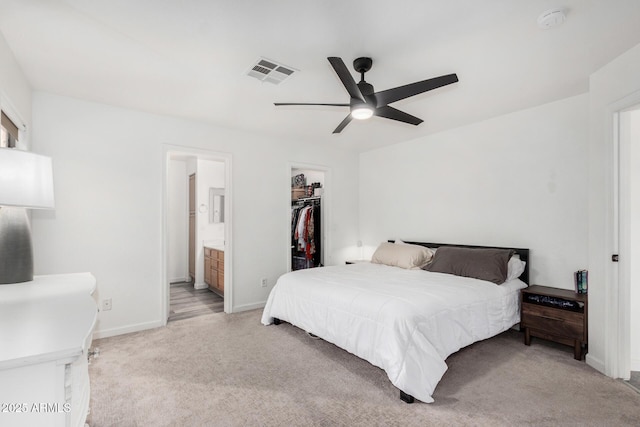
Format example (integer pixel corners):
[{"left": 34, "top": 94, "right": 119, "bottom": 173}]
[{"left": 291, "top": 170, "right": 323, "bottom": 270}]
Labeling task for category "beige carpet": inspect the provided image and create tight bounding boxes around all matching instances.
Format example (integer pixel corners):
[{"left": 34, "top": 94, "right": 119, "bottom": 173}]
[{"left": 88, "top": 309, "right": 640, "bottom": 426}]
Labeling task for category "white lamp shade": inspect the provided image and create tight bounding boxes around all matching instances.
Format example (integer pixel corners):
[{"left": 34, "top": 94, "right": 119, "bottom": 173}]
[{"left": 0, "top": 148, "right": 54, "bottom": 209}]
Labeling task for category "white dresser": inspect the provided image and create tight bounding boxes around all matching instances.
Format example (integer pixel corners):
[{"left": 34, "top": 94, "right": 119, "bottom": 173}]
[{"left": 0, "top": 273, "right": 97, "bottom": 427}]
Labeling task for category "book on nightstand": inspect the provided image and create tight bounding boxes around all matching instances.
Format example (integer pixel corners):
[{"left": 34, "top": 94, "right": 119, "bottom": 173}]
[{"left": 574, "top": 270, "right": 588, "bottom": 294}]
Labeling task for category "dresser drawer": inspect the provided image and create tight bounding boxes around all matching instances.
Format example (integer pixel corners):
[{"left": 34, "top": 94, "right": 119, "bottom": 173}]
[{"left": 522, "top": 303, "right": 584, "bottom": 340}]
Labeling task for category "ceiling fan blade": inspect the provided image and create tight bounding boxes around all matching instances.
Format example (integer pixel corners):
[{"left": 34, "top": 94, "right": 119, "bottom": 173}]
[
  {"left": 375, "top": 106, "right": 423, "bottom": 125},
  {"left": 274, "top": 102, "right": 349, "bottom": 107},
  {"left": 327, "top": 57, "right": 365, "bottom": 102},
  {"left": 333, "top": 114, "right": 353, "bottom": 134},
  {"left": 374, "top": 73, "right": 458, "bottom": 107}
]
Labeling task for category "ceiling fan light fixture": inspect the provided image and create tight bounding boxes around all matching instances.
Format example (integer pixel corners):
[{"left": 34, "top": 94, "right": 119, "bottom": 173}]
[{"left": 351, "top": 105, "right": 374, "bottom": 120}]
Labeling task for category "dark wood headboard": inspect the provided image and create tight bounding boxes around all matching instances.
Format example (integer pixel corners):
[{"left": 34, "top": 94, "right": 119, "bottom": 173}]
[{"left": 388, "top": 240, "right": 530, "bottom": 285}]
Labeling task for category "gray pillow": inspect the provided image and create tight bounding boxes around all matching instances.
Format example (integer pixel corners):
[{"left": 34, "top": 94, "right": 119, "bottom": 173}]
[{"left": 425, "top": 246, "right": 514, "bottom": 284}]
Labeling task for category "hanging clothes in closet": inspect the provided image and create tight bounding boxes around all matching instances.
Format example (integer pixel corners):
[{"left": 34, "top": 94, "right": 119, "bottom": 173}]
[{"left": 291, "top": 198, "right": 321, "bottom": 270}]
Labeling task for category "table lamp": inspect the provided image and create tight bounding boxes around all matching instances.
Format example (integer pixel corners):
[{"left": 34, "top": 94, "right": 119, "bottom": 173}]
[{"left": 0, "top": 148, "right": 55, "bottom": 284}]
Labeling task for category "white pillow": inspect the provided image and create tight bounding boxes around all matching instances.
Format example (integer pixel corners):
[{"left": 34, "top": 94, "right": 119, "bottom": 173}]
[
  {"left": 371, "top": 242, "right": 434, "bottom": 269},
  {"left": 506, "top": 255, "right": 526, "bottom": 282}
]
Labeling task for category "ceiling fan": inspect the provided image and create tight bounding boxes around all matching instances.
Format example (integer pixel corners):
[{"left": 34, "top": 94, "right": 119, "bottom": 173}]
[{"left": 274, "top": 57, "right": 458, "bottom": 134}]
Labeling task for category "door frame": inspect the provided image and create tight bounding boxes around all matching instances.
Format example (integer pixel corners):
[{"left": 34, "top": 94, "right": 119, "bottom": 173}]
[
  {"left": 287, "top": 162, "right": 331, "bottom": 272},
  {"left": 162, "top": 144, "right": 233, "bottom": 323},
  {"left": 606, "top": 89, "right": 640, "bottom": 379}
]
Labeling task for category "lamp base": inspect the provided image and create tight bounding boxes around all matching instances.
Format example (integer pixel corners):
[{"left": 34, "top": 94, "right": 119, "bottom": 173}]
[{"left": 0, "top": 207, "right": 34, "bottom": 284}]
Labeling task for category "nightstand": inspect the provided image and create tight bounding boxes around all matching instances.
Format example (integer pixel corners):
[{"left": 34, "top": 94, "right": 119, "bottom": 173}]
[{"left": 520, "top": 285, "right": 588, "bottom": 360}]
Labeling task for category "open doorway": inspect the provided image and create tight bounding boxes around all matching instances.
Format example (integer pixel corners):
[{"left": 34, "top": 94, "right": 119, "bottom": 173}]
[
  {"left": 289, "top": 164, "right": 328, "bottom": 272},
  {"left": 162, "top": 146, "right": 232, "bottom": 324}
]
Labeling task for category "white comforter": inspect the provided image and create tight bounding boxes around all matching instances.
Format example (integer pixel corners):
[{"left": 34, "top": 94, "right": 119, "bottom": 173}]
[{"left": 261, "top": 262, "right": 526, "bottom": 403}]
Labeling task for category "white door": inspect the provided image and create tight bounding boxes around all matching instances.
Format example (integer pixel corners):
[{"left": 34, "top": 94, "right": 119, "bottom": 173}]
[{"left": 619, "top": 105, "right": 640, "bottom": 376}]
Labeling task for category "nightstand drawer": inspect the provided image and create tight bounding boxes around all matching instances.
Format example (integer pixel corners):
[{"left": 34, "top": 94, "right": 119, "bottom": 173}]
[{"left": 522, "top": 304, "right": 584, "bottom": 340}]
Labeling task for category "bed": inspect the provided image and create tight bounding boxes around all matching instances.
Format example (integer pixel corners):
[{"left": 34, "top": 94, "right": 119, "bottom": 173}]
[{"left": 261, "top": 240, "right": 529, "bottom": 403}]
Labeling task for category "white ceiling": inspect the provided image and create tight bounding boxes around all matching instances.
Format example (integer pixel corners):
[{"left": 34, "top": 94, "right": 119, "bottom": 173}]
[{"left": 1, "top": 0, "right": 640, "bottom": 152}]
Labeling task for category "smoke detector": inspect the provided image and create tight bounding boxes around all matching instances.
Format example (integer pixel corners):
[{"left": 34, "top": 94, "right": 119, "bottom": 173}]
[
  {"left": 538, "top": 8, "right": 566, "bottom": 29},
  {"left": 246, "top": 58, "right": 297, "bottom": 85}
]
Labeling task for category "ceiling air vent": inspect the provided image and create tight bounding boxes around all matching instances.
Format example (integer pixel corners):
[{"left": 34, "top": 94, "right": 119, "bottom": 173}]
[{"left": 246, "top": 58, "right": 296, "bottom": 85}]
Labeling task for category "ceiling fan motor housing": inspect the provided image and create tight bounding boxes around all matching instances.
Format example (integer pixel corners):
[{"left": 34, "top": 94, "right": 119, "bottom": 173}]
[{"left": 357, "top": 81, "right": 375, "bottom": 97}]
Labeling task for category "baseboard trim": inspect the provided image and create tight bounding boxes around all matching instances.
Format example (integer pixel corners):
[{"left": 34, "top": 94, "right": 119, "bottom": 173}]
[
  {"left": 193, "top": 281, "right": 208, "bottom": 290},
  {"left": 92, "top": 302, "right": 268, "bottom": 338},
  {"left": 92, "top": 319, "right": 163, "bottom": 340},
  {"left": 233, "top": 301, "right": 266, "bottom": 313},
  {"left": 169, "top": 277, "right": 189, "bottom": 284},
  {"left": 586, "top": 353, "right": 605, "bottom": 374}
]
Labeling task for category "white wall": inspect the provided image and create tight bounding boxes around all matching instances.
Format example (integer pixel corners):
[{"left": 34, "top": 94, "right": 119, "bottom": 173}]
[
  {"left": 360, "top": 94, "right": 589, "bottom": 287},
  {"left": 588, "top": 42, "right": 640, "bottom": 376},
  {"left": 197, "top": 158, "right": 225, "bottom": 246},
  {"left": 30, "top": 92, "right": 359, "bottom": 338},
  {"left": 168, "top": 158, "right": 188, "bottom": 283},
  {"left": 0, "top": 31, "right": 31, "bottom": 149}
]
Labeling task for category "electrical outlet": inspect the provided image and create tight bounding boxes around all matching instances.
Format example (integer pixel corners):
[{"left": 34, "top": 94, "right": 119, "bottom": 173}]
[
  {"left": 102, "top": 298, "right": 112, "bottom": 311},
  {"left": 260, "top": 278, "right": 268, "bottom": 288}
]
